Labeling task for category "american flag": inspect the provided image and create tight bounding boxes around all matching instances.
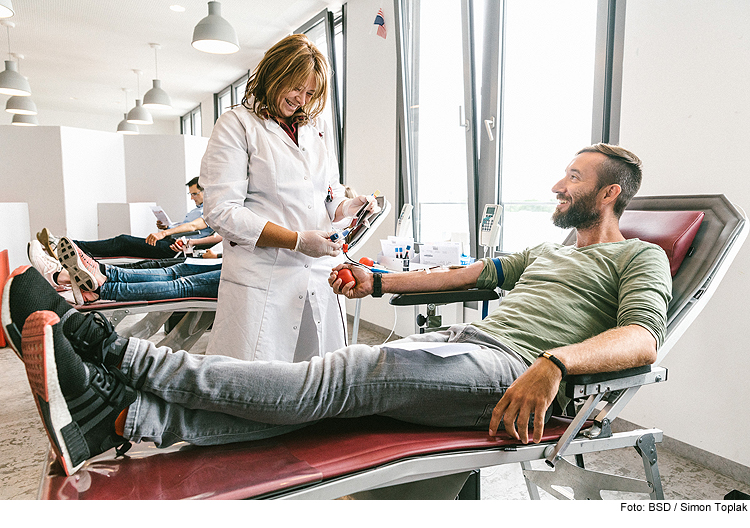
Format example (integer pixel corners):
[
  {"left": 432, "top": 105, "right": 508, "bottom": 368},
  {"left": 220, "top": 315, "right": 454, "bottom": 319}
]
[{"left": 374, "top": 8, "right": 387, "bottom": 39}]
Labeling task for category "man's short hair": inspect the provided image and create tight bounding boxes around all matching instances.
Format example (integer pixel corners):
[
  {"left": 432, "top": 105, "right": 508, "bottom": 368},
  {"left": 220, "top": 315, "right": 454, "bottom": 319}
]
[
  {"left": 578, "top": 143, "right": 642, "bottom": 218},
  {"left": 186, "top": 177, "right": 203, "bottom": 191}
]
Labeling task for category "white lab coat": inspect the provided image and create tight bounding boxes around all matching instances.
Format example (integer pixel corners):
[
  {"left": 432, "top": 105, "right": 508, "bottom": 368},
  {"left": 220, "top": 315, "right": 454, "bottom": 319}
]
[{"left": 200, "top": 107, "right": 348, "bottom": 361}]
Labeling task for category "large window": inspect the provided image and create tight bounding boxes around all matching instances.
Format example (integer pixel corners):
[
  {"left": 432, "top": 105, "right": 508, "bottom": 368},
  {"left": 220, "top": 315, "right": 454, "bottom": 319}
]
[
  {"left": 396, "top": 0, "right": 623, "bottom": 256},
  {"left": 399, "top": 0, "right": 471, "bottom": 246},
  {"left": 215, "top": 72, "right": 250, "bottom": 120},
  {"left": 497, "top": 0, "right": 598, "bottom": 252},
  {"left": 296, "top": 8, "right": 346, "bottom": 180},
  {"left": 181, "top": 104, "right": 202, "bottom": 136}
]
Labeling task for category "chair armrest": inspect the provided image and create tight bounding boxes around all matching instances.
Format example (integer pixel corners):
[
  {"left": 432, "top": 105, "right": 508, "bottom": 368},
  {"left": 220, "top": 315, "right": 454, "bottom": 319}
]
[
  {"left": 565, "top": 365, "right": 668, "bottom": 399},
  {"left": 389, "top": 289, "right": 499, "bottom": 307}
]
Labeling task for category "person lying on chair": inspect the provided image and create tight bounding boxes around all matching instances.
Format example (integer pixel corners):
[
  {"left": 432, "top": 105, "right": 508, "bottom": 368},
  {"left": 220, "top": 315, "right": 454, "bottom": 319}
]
[
  {"left": 1, "top": 143, "right": 672, "bottom": 476},
  {"left": 36, "top": 178, "right": 215, "bottom": 261}
]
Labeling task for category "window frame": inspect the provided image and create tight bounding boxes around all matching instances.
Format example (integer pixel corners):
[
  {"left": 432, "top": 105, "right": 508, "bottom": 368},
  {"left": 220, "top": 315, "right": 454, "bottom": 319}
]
[
  {"left": 180, "top": 104, "right": 202, "bottom": 136},
  {"left": 394, "top": 0, "right": 627, "bottom": 257}
]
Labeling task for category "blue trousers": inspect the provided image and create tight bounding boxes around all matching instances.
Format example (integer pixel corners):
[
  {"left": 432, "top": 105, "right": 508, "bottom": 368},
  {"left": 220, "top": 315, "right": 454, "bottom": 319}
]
[
  {"left": 75, "top": 235, "right": 177, "bottom": 259},
  {"left": 100, "top": 263, "right": 221, "bottom": 301},
  {"left": 120, "top": 325, "right": 529, "bottom": 447}
]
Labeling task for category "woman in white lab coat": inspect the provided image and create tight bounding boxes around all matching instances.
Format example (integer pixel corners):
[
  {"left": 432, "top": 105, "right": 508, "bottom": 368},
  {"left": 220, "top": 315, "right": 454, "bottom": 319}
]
[{"left": 200, "top": 34, "right": 372, "bottom": 362}]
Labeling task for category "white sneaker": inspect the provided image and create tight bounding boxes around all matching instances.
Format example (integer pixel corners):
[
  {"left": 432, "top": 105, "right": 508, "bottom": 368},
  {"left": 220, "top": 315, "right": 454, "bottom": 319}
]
[{"left": 27, "top": 240, "right": 62, "bottom": 287}]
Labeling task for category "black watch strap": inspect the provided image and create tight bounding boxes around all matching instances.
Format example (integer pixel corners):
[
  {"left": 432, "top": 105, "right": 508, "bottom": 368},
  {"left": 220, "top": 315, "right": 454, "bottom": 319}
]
[{"left": 372, "top": 272, "right": 383, "bottom": 297}]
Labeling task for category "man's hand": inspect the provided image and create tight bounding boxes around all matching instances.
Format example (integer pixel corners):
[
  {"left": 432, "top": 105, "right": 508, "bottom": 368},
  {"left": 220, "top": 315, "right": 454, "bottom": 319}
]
[
  {"left": 156, "top": 220, "right": 169, "bottom": 230},
  {"left": 146, "top": 231, "right": 167, "bottom": 246},
  {"left": 169, "top": 238, "right": 191, "bottom": 253},
  {"left": 488, "top": 358, "right": 562, "bottom": 444},
  {"left": 328, "top": 264, "right": 374, "bottom": 299}
]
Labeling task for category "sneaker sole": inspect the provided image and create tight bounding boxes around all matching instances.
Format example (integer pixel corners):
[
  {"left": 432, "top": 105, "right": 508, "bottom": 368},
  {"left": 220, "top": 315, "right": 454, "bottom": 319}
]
[
  {"left": 1, "top": 265, "right": 32, "bottom": 359},
  {"left": 37, "top": 229, "right": 57, "bottom": 259},
  {"left": 57, "top": 238, "right": 98, "bottom": 292},
  {"left": 22, "top": 311, "right": 83, "bottom": 476}
]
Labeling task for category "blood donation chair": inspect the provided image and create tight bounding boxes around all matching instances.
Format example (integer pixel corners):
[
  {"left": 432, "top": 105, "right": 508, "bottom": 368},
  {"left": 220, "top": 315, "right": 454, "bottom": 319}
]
[{"left": 35, "top": 194, "right": 746, "bottom": 500}]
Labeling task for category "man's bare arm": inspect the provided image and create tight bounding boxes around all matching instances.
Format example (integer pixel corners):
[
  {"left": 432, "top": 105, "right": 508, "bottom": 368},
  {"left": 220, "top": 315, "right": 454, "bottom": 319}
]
[
  {"left": 146, "top": 217, "right": 209, "bottom": 246},
  {"left": 489, "top": 324, "right": 657, "bottom": 444},
  {"left": 328, "top": 260, "right": 486, "bottom": 298}
]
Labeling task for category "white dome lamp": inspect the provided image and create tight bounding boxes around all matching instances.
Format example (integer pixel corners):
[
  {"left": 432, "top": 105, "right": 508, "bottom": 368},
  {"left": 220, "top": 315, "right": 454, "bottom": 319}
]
[
  {"left": 0, "top": 20, "right": 30, "bottom": 96},
  {"left": 143, "top": 43, "right": 171, "bottom": 109},
  {"left": 126, "top": 69, "right": 152, "bottom": 125},
  {"left": 192, "top": 2, "right": 239, "bottom": 54},
  {"left": 0, "top": 1, "right": 14, "bottom": 19},
  {"left": 12, "top": 113, "right": 38, "bottom": 126},
  {"left": 117, "top": 88, "right": 139, "bottom": 135},
  {"left": 6, "top": 94, "right": 37, "bottom": 114}
]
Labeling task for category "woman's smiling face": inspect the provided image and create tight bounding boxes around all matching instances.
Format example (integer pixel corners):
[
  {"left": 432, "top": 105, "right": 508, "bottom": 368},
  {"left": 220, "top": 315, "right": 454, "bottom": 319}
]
[{"left": 276, "top": 73, "right": 317, "bottom": 122}]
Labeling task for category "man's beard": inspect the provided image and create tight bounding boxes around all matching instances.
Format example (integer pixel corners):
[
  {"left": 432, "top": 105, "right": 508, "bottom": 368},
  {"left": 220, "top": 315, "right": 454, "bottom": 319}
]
[{"left": 552, "top": 189, "right": 601, "bottom": 230}]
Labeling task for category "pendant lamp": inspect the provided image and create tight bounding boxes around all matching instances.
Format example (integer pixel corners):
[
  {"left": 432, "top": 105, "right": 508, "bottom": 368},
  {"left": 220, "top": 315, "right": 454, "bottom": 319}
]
[
  {"left": 0, "top": 21, "right": 30, "bottom": 96},
  {"left": 5, "top": 94, "right": 36, "bottom": 114},
  {"left": 143, "top": 43, "right": 171, "bottom": 109},
  {"left": 12, "top": 113, "right": 38, "bottom": 126},
  {"left": 126, "top": 70, "right": 152, "bottom": 124},
  {"left": 192, "top": 2, "right": 239, "bottom": 54},
  {"left": 0, "top": 1, "right": 14, "bottom": 19},
  {"left": 117, "top": 88, "right": 139, "bottom": 134}
]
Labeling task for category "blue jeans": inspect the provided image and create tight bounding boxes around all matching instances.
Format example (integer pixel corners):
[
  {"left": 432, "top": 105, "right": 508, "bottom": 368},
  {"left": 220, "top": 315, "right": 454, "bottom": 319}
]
[
  {"left": 100, "top": 263, "right": 221, "bottom": 301},
  {"left": 75, "top": 235, "right": 177, "bottom": 259},
  {"left": 120, "top": 325, "right": 528, "bottom": 447}
]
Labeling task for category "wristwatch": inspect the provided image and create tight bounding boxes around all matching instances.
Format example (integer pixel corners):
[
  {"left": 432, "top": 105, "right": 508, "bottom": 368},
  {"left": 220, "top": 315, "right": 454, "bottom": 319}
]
[{"left": 372, "top": 272, "right": 383, "bottom": 298}]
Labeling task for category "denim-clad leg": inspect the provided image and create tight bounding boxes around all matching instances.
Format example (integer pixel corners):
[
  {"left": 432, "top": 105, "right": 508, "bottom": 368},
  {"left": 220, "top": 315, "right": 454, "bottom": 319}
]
[
  {"left": 120, "top": 325, "right": 529, "bottom": 447},
  {"left": 75, "top": 235, "right": 177, "bottom": 259},
  {"left": 105, "top": 262, "right": 222, "bottom": 283},
  {"left": 99, "top": 266, "right": 221, "bottom": 301}
]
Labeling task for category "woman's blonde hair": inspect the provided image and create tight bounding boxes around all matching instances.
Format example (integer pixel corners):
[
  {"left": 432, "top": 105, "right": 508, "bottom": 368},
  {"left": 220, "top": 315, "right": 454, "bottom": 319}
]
[{"left": 242, "top": 34, "right": 328, "bottom": 126}]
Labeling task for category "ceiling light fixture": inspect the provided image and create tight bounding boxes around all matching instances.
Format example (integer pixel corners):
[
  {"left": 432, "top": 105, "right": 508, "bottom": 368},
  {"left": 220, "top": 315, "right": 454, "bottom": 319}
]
[
  {"left": 126, "top": 69, "right": 152, "bottom": 125},
  {"left": 0, "top": 1, "right": 14, "bottom": 19},
  {"left": 0, "top": 20, "right": 30, "bottom": 96},
  {"left": 6, "top": 94, "right": 36, "bottom": 114},
  {"left": 117, "top": 88, "right": 139, "bottom": 135},
  {"left": 191, "top": 2, "right": 239, "bottom": 54},
  {"left": 12, "top": 113, "right": 38, "bottom": 126},
  {"left": 143, "top": 43, "right": 171, "bottom": 109}
]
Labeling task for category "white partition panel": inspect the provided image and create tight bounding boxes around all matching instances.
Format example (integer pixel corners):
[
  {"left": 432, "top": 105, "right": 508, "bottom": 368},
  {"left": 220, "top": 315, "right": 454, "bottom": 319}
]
[
  {"left": 124, "top": 134, "right": 209, "bottom": 226},
  {"left": 97, "top": 202, "right": 157, "bottom": 239},
  {"left": 0, "top": 203, "right": 31, "bottom": 270}
]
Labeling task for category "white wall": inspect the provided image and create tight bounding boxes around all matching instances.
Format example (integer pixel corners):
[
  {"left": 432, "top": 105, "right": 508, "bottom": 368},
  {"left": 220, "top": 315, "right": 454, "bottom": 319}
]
[
  {"left": 1, "top": 126, "right": 126, "bottom": 241},
  {"left": 340, "top": 0, "right": 409, "bottom": 334},
  {"left": 617, "top": 0, "right": 750, "bottom": 468},
  {"left": 124, "top": 134, "right": 209, "bottom": 224},
  {"left": 60, "top": 127, "right": 127, "bottom": 240},
  {"left": 0, "top": 126, "right": 67, "bottom": 239},
  {"left": 29, "top": 107, "right": 178, "bottom": 136}
]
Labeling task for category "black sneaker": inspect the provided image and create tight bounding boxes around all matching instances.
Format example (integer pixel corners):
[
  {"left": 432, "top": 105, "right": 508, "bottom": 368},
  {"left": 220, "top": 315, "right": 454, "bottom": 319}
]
[
  {"left": 66, "top": 311, "right": 129, "bottom": 369},
  {"left": 22, "top": 310, "right": 137, "bottom": 476},
  {"left": 1, "top": 266, "right": 127, "bottom": 367}
]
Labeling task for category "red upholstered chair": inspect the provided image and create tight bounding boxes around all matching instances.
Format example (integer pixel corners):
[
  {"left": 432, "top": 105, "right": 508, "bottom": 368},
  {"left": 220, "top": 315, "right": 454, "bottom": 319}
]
[
  {"left": 36, "top": 195, "right": 747, "bottom": 500},
  {"left": 0, "top": 250, "right": 9, "bottom": 349}
]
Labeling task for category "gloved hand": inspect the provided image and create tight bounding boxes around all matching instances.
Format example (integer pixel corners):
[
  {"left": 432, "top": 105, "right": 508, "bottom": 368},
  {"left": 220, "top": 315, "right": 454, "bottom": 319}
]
[
  {"left": 294, "top": 230, "right": 342, "bottom": 258},
  {"left": 341, "top": 194, "right": 380, "bottom": 218}
]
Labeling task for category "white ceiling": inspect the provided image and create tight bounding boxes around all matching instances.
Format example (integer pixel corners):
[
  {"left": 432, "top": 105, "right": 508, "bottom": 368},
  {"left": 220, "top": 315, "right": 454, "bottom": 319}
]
[{"left": 2, "top": 0, "right": 341, "bottom": 124}]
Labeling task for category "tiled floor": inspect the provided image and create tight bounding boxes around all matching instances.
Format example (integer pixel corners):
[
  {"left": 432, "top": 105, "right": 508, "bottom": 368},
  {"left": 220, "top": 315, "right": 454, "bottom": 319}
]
[{"left": 1, "top": 316, "right": 748, "bottom": 500}]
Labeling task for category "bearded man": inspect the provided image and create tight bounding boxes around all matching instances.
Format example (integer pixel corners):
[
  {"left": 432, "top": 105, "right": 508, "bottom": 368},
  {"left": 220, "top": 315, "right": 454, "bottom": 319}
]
[{"left": 2, "top": 144, "right": 671, "bottom": 475}]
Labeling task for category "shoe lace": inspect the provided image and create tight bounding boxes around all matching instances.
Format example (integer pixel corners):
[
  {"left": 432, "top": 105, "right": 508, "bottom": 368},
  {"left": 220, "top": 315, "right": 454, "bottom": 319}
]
[{"left": 68, "top": 312, "right": 117, "bottom": 362}]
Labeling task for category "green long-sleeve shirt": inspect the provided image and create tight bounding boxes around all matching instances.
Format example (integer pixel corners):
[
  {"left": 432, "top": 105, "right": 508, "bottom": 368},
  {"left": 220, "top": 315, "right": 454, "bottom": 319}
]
[{"left": 472, "top": 239, "right": 672, "bottom": 367}]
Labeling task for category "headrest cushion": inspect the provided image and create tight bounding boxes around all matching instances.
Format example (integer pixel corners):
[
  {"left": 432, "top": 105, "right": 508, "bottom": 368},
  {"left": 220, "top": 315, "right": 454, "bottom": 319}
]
[{"left": 619, "top": 210, "right": 704, "bottom": 276}]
